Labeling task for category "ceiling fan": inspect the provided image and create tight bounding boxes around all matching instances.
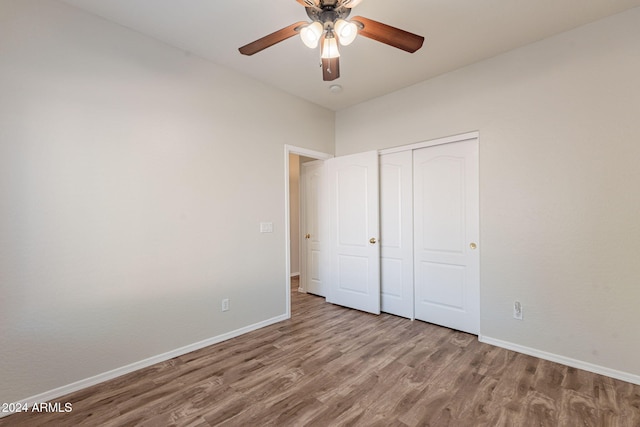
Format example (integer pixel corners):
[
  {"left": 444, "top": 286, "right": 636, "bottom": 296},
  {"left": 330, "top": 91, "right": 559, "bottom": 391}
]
[{"left": 238, "top": 0, "right": 425, "bottom": 81}]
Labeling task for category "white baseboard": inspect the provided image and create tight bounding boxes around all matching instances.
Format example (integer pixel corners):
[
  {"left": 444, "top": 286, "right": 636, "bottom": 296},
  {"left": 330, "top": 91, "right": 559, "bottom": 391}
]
[
  {"left": 479, "top": 335, "right": 640, "bottom": 386},
  {"left": 1, "top": 314, "right": 289, "bottom": 419}
]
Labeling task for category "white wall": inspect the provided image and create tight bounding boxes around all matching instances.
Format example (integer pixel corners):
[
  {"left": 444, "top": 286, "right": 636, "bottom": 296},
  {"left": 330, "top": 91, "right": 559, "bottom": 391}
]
[
  {"left": 0, "top": 0, "right": 334, "bottom": 403},
  {"left": 336, "top": 8, "right": 640, "bottom": 380}
]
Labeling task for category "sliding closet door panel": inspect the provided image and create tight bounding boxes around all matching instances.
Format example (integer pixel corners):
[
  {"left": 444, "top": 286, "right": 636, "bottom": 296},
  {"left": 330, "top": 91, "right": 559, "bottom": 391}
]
[
  {"left": 380, "top": 151, "right": 414, "bottom": 319},
  {"left": 327, "top": 151, "right": 380, "bottom": 315},
  {"left": 414, "top": 139, "right": 479, "bottom": 334}
]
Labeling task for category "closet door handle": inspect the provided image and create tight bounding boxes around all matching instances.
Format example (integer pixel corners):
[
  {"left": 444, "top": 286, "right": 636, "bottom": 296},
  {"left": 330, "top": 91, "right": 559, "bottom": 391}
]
[
  {"left": 305, "top": 234, "right": 311, "bottom": 239},
  {"left": 469, "top": 242, "right": 477, "bottom": 250},
  {"left": 369, "top": 237, "right": 377, "bottom": 244}
]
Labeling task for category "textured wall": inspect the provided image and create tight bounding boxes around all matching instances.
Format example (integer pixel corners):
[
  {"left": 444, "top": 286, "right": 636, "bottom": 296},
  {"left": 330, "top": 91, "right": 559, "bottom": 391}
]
[
  {"left": 0, "top": 0, "right": 334, "bottom": 403},
  {"left": 336, "top": 8, "right": 640, "bottom": 379}
]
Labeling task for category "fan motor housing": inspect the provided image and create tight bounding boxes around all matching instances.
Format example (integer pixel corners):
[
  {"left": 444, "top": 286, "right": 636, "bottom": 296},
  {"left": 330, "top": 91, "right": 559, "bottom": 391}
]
[{"left": 306, "top": 6, "right": 350, "bottom": 25}]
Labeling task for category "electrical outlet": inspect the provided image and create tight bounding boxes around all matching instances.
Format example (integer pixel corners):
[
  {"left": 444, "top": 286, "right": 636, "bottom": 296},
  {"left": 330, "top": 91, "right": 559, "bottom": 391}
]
[
  {"left": 222, "top": 298, "right": 230, "bottom": 312},
  {"left": 513, "top": 301, "right": 523, "bottom": 320}
]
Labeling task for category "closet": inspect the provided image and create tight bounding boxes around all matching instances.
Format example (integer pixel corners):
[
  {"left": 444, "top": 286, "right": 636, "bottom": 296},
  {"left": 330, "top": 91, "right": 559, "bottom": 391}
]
[
  {"left": 379, "top": 136, "right": 479, "bottom": 334},
  {"left": 301, "top": 132, "right": 479, "bottom": 335}
]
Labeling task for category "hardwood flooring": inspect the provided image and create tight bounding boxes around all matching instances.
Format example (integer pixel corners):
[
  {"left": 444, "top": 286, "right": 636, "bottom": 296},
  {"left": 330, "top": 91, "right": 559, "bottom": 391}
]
[{"left": 2, "top": 277, "right": 639, "bottom": 426}]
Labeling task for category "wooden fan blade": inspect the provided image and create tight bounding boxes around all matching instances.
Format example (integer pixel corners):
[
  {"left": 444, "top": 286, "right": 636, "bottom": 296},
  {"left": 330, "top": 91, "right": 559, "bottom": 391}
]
[
  {"left": 322, "top": 57, "right": 340, "bottom": 81},
  {"left": 296, "top": 0, "right": 320, "bottom": 7},
  {"left": 351, "top": 16, "right": 424, "bottom": 53},
  {"left": 239, "top": 21, "right": 307, "bottom": 56},
  {"left": 344, "top": 0, "right": 365, "bottom": 8}
]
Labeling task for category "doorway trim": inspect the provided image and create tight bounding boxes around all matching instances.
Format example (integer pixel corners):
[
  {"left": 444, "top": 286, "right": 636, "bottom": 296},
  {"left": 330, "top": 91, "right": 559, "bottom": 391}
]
[{"left": 284, "top": 145, "right": 333, "bottom": 319}]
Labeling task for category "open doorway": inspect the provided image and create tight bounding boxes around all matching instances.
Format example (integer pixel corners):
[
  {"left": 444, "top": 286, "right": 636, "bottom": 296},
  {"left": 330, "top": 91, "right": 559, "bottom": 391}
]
[
  {"left": 289, "top": 153, "right": 319, "bottom": 292},
  {"left": 284, "top": 145, "right": 332, "bottom": 319}
]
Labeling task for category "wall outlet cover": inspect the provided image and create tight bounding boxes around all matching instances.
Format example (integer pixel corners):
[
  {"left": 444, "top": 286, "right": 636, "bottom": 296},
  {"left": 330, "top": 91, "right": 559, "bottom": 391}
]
[{"left": 513, "top": 301, "right": 523, "bottom": 320}]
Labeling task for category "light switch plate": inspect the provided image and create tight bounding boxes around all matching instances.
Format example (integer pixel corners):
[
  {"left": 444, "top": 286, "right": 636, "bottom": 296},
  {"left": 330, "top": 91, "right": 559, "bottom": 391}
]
[{"left": 260, "top": 222, "right": 273, "bottom": 233}]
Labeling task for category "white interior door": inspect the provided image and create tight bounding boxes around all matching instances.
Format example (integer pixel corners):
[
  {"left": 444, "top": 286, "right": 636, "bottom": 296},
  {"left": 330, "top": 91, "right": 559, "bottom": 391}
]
[
  {"left": 327, "top": 151, "right": 380, "bottom": 314},
  {"left": 413, "top": 139, "right": 479, "bottom": 334},
  {"left": 301, "top": 160, "right": 326, "bottom": 297},
  {"left": 380, "top": 151, "right": 414, "bottom": 319}
]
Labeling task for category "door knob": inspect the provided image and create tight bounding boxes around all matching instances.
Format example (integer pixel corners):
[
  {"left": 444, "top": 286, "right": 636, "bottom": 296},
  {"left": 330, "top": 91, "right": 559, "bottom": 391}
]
[
  {"left": 305, "top": 234, "right": 311, "bottom": 239},
  {"left": 369, "top": 237, "right": 377, "bottom": 244},
  {"left": 469, "top": 242, "right": 477, "bottom": 250}
]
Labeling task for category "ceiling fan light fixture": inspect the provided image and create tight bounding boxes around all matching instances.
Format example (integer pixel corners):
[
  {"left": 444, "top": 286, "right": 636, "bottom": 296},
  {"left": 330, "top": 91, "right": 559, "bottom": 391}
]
[
  {"left": 300, "top": 21, "right": 323, "bottom": 49},
  {"left": 321, "top": 35, "right": 340, "bottom": 59},
  {"left": 335, "top": 19, "right": 358, "bottom": 46},
  {"left": 239, "top": 2, "right": 425, "bottom": 82}
]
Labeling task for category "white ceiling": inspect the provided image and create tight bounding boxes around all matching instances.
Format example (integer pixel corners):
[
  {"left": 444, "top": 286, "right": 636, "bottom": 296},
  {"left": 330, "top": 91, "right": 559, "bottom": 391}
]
[{"left": 59, "top": 0, "right": 640, "bottom": 111}]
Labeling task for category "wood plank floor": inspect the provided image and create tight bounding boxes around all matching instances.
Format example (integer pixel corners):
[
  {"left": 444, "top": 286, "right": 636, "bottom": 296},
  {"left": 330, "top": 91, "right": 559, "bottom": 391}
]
[{"left": 2, "top": 277, "right": 639, "bottom": 426}]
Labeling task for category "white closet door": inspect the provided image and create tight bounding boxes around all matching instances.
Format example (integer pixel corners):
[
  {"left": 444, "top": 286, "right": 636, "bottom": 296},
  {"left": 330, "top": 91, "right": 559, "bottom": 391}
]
[
  {"left": 301, "top": 160, "right": 327, "bottom": 297},
  {"left": 327, "top": 151, "right": 380, "bottom": 315},
  {"left": 380, "top": 151, "right": 414, "bottom": 319},
  {"left": 413, "top": 139, "right": 479, "bottom": 334}
]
